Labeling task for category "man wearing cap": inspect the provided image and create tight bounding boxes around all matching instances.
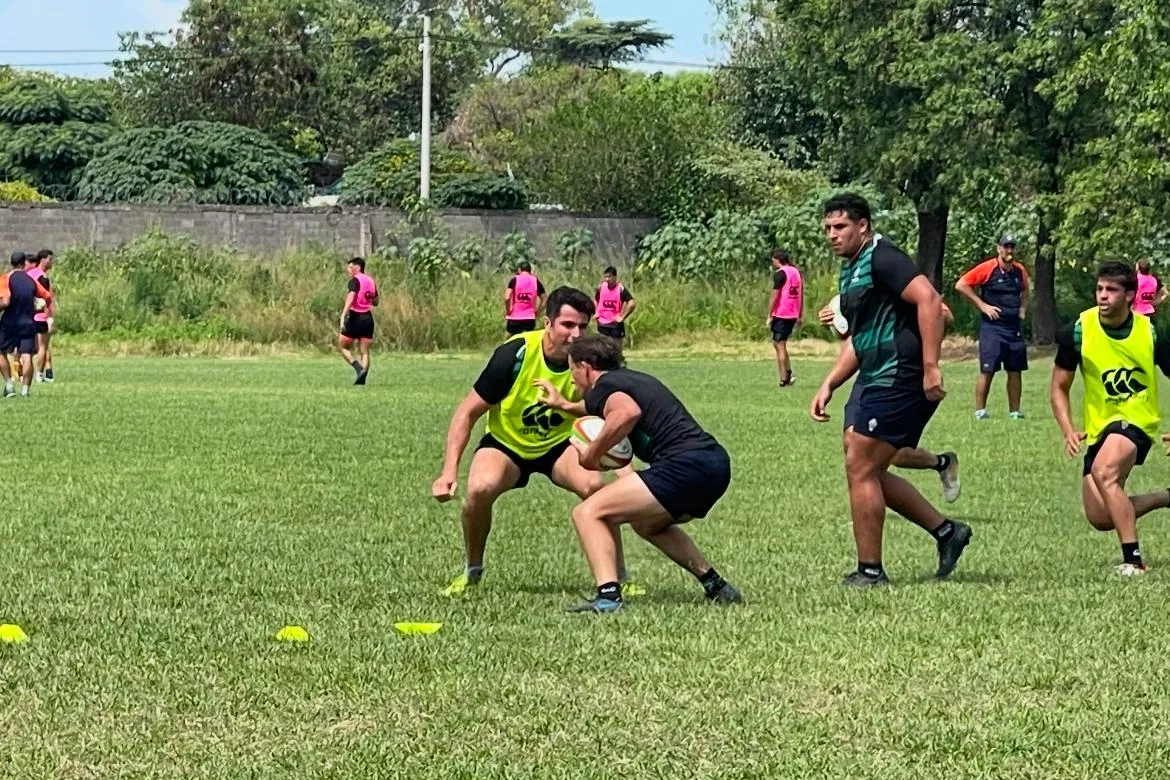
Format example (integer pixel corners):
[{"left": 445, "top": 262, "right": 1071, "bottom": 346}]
[{"left": 956, "top": 235, "right": 1030, "bottom": 420}]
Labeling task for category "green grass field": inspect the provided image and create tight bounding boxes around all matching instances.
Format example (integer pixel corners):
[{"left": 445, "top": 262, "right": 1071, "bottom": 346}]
[{"left": 5, "top": 355, "right": 1170, "bottom": 779}]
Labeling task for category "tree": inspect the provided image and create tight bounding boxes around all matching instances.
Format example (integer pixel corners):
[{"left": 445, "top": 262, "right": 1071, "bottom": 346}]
[
  {"left": 719, "top": 0, "right": 1013, "bottom": 291},
  {"left": 454, "top": 0, "right": 592, "bottom": 75},
  {"left": 113, "top": 0, "right": 482, "bottom": 159},
  {"left": 77, "top": 121, "right": 307, "bottom": 205},
  {"left": 338, "top": 138, "right": 489, "bottom": 207},
  {"left": 541, "top": 18, "right": 672, "bottom": 69},
  {"left": 511, "top": 71, "right": 727, "bottom": 214},
  {"left": 0, "top": 77, "right": 116, "bottom": 199}
]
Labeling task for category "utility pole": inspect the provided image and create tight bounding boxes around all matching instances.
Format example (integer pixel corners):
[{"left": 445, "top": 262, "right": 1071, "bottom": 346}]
[{"left": 420, "top": 14, "right": 432, "bottom": 201}]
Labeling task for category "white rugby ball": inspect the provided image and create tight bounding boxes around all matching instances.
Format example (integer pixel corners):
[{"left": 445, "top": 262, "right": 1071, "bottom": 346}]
[
  {"left": 828, "top": 294, "right": 850, "bottom": 338},
  {"left": 569, "top": 416, "right": 634, "bottom": 471}
]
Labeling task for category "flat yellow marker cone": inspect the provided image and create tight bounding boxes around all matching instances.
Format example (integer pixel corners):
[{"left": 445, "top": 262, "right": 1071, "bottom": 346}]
[
  {"left": 0, "top": 624, "right": 28, "bottom": 644},
  {"left": 394, "top": 622, "right": 442, "bottom": 636},
  {"left": 275, "top": 625, "right": 310, "bottom": 643}
]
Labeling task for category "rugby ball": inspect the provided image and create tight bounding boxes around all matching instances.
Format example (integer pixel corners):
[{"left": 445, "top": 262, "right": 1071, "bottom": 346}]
[
  {"left": 569, "top": 416, "right": 634, "bottom": 471},
  {"left": 828, "top": 294, "right": 850, "bottom": 339},
  {"left": 33, "top": 298, "right": 46, "bottom": 312}
]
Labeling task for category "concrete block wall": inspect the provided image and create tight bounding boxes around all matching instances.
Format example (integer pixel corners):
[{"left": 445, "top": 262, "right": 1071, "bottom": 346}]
[{"left": 0, "top": 204, "right": 660, "bottom": 264}]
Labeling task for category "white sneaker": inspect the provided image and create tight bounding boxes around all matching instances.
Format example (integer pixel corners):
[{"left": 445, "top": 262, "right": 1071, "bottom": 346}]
[
  {"left": 34, "top": 372, "right": 43, "bottom": 383},
  {"left": 1116, "top": 562, "right": 1148, "bottom": 577},
  {"left": 939, "top": 452, "right": 961, "bottom": 503},
  {"left": 974, "top": 409, "right": 990, "bottom": 420}
]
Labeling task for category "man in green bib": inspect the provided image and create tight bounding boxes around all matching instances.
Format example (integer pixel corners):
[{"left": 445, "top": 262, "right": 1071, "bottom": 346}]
[
  {"left": 432, "top": 287, "right": 637, "bottom": 596},
  {"left": 1051, "top": 262, "right": 1170, "bottom": 575}
]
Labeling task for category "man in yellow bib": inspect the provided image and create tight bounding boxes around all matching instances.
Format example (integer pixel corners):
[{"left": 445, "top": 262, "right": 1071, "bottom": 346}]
[
  {"left": 432, "top": 287, "right": 638, "bottom": 596},
  {"left": 1051, "top": 262, "right": 1170, "bottom": 575}
]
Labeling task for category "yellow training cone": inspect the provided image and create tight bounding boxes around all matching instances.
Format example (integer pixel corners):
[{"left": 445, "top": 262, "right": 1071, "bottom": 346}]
[
  {"left": 393, "top": 622, "right": 442, "bottom": 636},
  {"left": 0, "top": 624, "right": 28, "bottom": 644},
  {"left": 275, "top": 625, "right": 310, "bottom": 643}
]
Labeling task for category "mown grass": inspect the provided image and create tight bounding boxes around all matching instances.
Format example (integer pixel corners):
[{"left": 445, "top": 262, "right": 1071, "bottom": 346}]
[{"left": 3, "top": 356, "right": 1170, "bottom": 779}]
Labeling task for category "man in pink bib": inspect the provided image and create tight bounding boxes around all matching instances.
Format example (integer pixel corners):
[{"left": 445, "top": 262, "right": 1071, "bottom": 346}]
[
  {"left": 1134, "top": 260, "right": 1167, "bottom": 316},
  {"left": 595, "top": 266, "right": 636, "bottom": 342},
  {"left": 504, "top": 261, "right": 545, "bottom": 336},
  {"left": 24, "top": 250, "right": 54, "bottom": 383},
  {"left": 338, "top": 257, "right": 378, "bottom": 385},
  {"left": 766, "top": 249, "right": 803, "bottom": 387}
]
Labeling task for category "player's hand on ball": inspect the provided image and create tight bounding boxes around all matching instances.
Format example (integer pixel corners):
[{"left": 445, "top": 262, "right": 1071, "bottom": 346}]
[
  {"left": 432, "top": 474, "right": 458, "bottom": 502},
  {"left": 1065, "top": 431, "right": 1087, "bottom": 458},
  {"left": 810, "top": 384, "right": 833, "bottom": 422},
  {"left": 533, "top": 379, "right": 566, "bottom": 411},
  {"left": 818, "top": 305, "right": 834, "bottom": 326},
  {"left": 923, "top": 365, "right": 946, "bottom": 402}
]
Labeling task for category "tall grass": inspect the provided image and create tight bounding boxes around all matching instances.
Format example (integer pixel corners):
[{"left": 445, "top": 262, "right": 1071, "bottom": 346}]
[{"left": 50, "top": 231, "right": 864, "bottom": 353}]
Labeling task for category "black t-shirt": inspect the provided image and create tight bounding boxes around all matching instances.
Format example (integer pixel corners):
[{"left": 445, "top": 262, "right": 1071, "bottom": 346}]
[
  {"left": 347, "top": 278, "right": 359, "bottom": 294},
  {"left": 507, "top": 277, "right": 547, "bottom": 296},
  {"left": 584, "top": 369, "right": 717, "bottom": 463},
  {"left": 1054, "top": 315, "right": 1170, "bottom": 376},
  {"left": 473, "top": 338, "right": 567, "bottom": 405},
  {"left": 1, "top": 270, "right": 38, "bottom": 332},
  {"left": 772, "top": 269, "right": 788, "bottom": 290}
]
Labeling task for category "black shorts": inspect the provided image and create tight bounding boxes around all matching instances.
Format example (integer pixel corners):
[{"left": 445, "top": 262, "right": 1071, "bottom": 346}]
[
  {"left": 638, "top": 444, "right": 731, "bottom": 521},
  {"left": 979, "top": 325, "right": 1028, "bottom": 373},
  {"left": 0, "top": 330, "right": 36, "bottom": 355},
  {"left": 341, "top": 311, "right": 375, "bottom": 340},
  {"left": 844, "top": 383, "right": 939, "bottom": 451},
  {"left": 505, "top": 319, "right": 537, "bottom": 336},
  {"left": 771, "top": 317, "right": 797, "bottom": 343},
  {"left": 598, "top": 322, "right": 626, "bottom": 339},
  {"left": 34, "top": 321, "right": 48, "bottom": 335},
  {"left": 1083, "top": 421, "right": 1153, "bottom": 476},
  {"left": 476, "top": 433, "right": 570, "bottom": 489}
]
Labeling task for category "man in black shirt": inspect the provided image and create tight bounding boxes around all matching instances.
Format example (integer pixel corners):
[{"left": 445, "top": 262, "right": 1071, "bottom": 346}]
[{"left": 537, "top": 334, "right": 742, "bottom": 613}]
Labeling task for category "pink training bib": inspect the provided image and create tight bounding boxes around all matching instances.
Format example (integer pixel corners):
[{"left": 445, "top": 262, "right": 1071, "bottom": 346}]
[
  {"left": 351, "top": 272, "right": 377, "bottom": 314},
  {"left": 597, "top": 283, "right": 624, "bottom": 325},
  {"left": 26, "top": 267, "right": 50, "bottom": 321},
  {"left": 772, "top": 265, "right": 804, "bottom": 319},
  {"left": 1135, "top": 272, "right": 1158, "bottom": 315},
  {"left": 508, "top": 272, "right": 538, "bottom": 320}
]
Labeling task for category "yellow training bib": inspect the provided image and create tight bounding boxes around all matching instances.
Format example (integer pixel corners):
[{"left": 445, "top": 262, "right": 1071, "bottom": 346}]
[
  {"left": 1079, "top": 308, "right": 1161, "bottom": 445},
  {"left": 485, "top": 329, "right": 579, "bottom": 459}
]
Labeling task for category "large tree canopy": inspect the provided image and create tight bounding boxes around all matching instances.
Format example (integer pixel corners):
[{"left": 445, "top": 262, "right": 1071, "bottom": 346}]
[{"left": 77, "top": 121, "right": 307, "bottom": 205}]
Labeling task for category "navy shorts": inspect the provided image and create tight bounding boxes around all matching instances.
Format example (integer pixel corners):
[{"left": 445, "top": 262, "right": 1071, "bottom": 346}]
[
  {"left": 638, "top": 445, "right": 731, "bottom": 521},
  {"left": 598, "top": 322, "right": 626, "bottom": 339},
  {"left": 476, "top": 434, "right": 570, "bottom": 489},
  {"left": 979, "top": 324, "right": 1028, "bottom": 373},
  {"left": 505, "top": 318, "right": 537, "bottom": 336},
  {"left": 341, "top": 312, "right": 375, "bottom": 340},
  {"left": 0, "top": 328, "right": 36, "bottom": 356},
  {"left": 1083, "top": 421, "right": 1152, "bottom": 476},
  {"left": 771, "top": 317, "right": 797, "bottom": 343},
  {"left": 34, "top": 321, "right": 49, "bottom": 335},
  {"left": 844, "top": 383, "right": 939, "bottom": 450}
]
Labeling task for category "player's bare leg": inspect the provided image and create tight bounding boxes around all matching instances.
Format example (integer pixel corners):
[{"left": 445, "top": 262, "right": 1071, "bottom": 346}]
[
  {"left": 440, "top": 448, "right": 521, "bottom": 596},
  {"left": 892, "top": 448, "right": 961, "bottom": 502}
]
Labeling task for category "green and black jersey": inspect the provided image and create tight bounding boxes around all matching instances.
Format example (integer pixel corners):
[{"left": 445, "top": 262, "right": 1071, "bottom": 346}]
[{"left": 838, "top": 234, "right": 926, "bottom": 389}]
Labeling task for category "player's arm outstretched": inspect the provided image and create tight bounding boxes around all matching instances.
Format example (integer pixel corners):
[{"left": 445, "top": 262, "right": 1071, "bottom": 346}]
[
  {"left": 534, "top": 379, "right": 585, "bottom": 417},
  {"left": 810, "top": 338, "right": 860, "bottom": 422},
  {"left": 432, "top": 391, "right": 492, "bottom": 502}
]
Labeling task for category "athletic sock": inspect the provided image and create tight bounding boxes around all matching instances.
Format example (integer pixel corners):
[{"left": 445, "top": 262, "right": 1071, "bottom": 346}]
[
  {"left": 466, "top": 565, "right": 484, "bottom": 583},
  {"left": 697, "top": 567, "right": 727, "bottom": 597},
  {"left": 1121, "top": 542, "right": 1143, "bottom": 567},
  {"left": 351, "top": 360, "right": 362, "bottom": 373},
  {"left": 930, "top": 519, "right": 956, "bottom": 541},
  {"left": 598, "top": 581, "right": 621, "bottom": 602},
  {"left": 44, "top": 368, "right": 52, "bottom": 380},
  {"left": 933, "top": 454, "right": 952, "bottom": 473},
  {"left": 858, "top": 561, "right": 885, "bottom": 579}
]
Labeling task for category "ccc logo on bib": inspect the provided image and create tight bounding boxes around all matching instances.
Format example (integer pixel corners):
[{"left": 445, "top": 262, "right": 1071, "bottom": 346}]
[
  {"left": 521, "top": 402, "right": 565, "bottom": 434},
  {"left": 1102, "top": 367, "right": 1148, "bottom": 400}
]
